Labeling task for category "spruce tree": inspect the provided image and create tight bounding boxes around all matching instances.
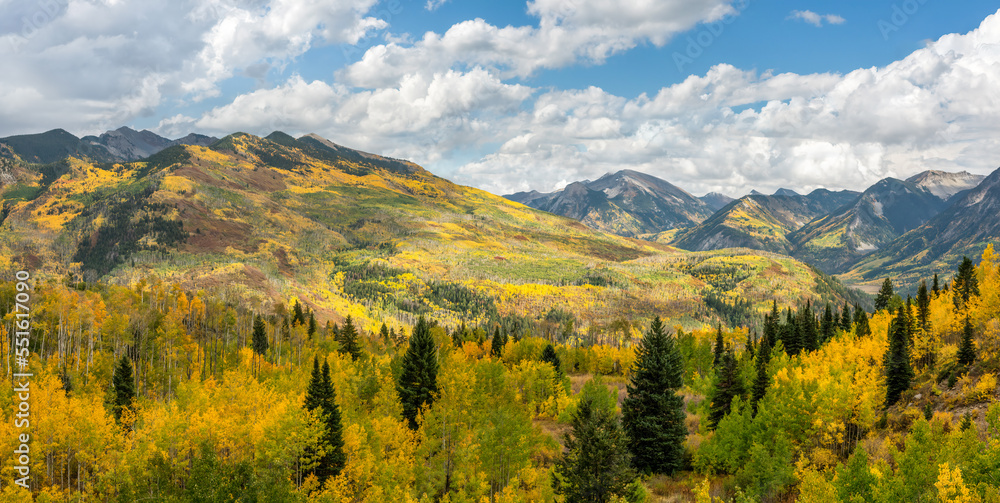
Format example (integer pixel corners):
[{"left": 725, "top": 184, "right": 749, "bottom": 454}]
[
  {"left": 932, "top": 274, "right": 940, "bottom": 296},
  {"left": 397, "top": 316, "right": 439, "bottom": 430},
  {"left": 339, "top": 315, "right": 362, "bottom": 361},
  {"left": 875, "top": 278, "right": 894, "bottom": 312},
  {"left": 307, "top": 311, "right": 317, "bottom": 339},
  {"left": 916, "top": 280, "right": 931, "bottom": 334},
  {"left": 708, "top": 346, "right": 745, "bottom": 429},
  {"left": 750, "top": 338, "right": 771, "bottom": 416},
  {"left": 541, "top": 343, "right": 562, "bottom": 376},
  {"left": 821, "top": 302, "right": 836, "bottom": 343},
  {"left": 782, "top": 309, "right": 802, "bottom": 356},
  {"left": 799, "top": 302, "right": 818, "bottom": 352},
  {"left": 304, "top": 358, "right": 346, "bottom": 484},
  {"left": 957, "top": 316, "right": 976, "bottom": 367},
  {"left": 854, "top": 305, "right": 871, "bottom": 338},
  {"left": 953, "top": 256, "right": 980, "bottom": 311},
  {"left": 840, "top": 302, "right": 853, "bottom": 332},
  {"left": 884, "top": 306, "right": 914, "bottom": 408},
  {"left": 292, "top": 300, "right": 305, "bottom": 326},
  {"left": 111, "top": 355, "right": 136, "bottom": 424},
  {"left": 491, "top": 326, "right": 507, "bottom": 359},
  {"left": 252, "top": 314, "right": 268, "bottom": 374},
  {"left": 380, "top": 322, "right": 390, "bottom": 343},
  {"left": 712, "top": 324, "right": 724, "bottom": 367},
  {"left": 553, "top": 397, "right": 636, "bottom": 502},
  {"left": 621, "top": 317, "right": 686, "bottom": 475}
]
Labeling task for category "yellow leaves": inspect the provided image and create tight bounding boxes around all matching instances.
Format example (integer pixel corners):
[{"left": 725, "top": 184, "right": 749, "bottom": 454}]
[
  {"left": 935, "top": 462, "right": 979, "bottom": 503},
  {"left": 161, "top": 174, "right": 195, "bottom": 193},
  {"left": 961, "top": 373, "right": 997, "bottom": 404}
]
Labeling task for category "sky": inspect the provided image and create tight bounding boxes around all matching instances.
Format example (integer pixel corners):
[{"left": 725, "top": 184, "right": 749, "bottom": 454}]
[{"left": 2, "top": 0, "right": 1000, "bottom": 198}]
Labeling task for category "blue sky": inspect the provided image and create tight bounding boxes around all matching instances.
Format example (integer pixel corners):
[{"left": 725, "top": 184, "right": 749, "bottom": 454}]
[{"left": 2, "top": 0, "right": 1000, "bottom": 197}]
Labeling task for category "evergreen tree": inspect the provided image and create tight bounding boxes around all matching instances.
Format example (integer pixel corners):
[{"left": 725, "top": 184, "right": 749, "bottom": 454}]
[
  {"left": 553, "top": 397, "right": 636, "bottom": 503},
  {"left": 111, "top": 355, "right": 136, "bottom": 424},
  {"left": 380, "top": 322, "right": 390, "bottom": 343},
  {"left": 292, "top": 300, "right": 305, "bottom": 326},
  {"left": 750, "top": 335, "right": 772, "bottom": 416},
  {"left": 821, "top": 302, "right": 836, "bottom": 343},
  {"left": 339, "top": 315, "right": 362, "bottom": 361},
  {"left": 397, "top": 316, "right": 439, "bottom": 430},
  {"left": 782, "top": 309, "right": 802, "bottom": 356},
  {"left": 252, "top": 314, "right": 268, "bottom": 374},
  {"left": 932, "top": 273, "right": 940, "bottom": 296},
  {"left": 884, "top": 306, "right": 914, "bottom": 408},
  {"left": 854, "top": 305, "right": 871, "bottom": 338},
  {"left": 953, "top": 256, "right": 980, "bottom": 311},
  {"left": 763, "top": 301, "right": 779, "bottom": 349},
  {"left": 840, "top": 302, "right": 853, "bottom": 332},
  {"left": 621, "top": 317, "right": 686, "bottom": 475},
  {"left": 957, "top": 316, "right": 977, "bottom": 367},
  {"left": 712, "top": 324, "right": 725, "bottom": 367},
  {"left": 541, "top": 343, "right": 562, "bottom": 376},
  {"left": 745, "top": 332, "right": 756, "bottom": 361},
  {"left": 799, "top": 302, "right": 818, "bottom": 352},
  {"left": 875, "top": 278, "right": 895, "bottom": 312},
  {"left": 307, "top": 311, "right": 317, "bottom": 339},
  {"left": 491, "top": 326, "right": 507, "bottom": 359},
  {"left": 303, "top": 357, "right": 346, "bottom": 484},
  {"left": 916, "top": 280, "right": 931, "bottom": 334},
  {"left": 708, "top": 346, "right": 745, "bottom": 429}
]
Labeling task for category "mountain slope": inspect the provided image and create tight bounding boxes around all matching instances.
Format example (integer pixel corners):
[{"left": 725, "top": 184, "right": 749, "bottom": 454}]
[
  {"left": 843, "top": 166, "right": 1000, "bottom": 287},
  {"left": 504, "top": 169, "right": 713, "bottom": 237},
  {"left": 0, "top": 127, "right": 218, "bottom": 164},
  {"left": 671, "top": 190, "right": 859, "bottom": 255},
  {"left": 0, "top": 131, "right": 864, "bottom": 330},
  {"left": 699, "top": 192, "right": 735, "bottom": 212},
  {"left": 789, "top": 177, "right": 947, "bottom": 272},
  {"left": 906, "top": 170, "right": 985, "bottom": 201}
]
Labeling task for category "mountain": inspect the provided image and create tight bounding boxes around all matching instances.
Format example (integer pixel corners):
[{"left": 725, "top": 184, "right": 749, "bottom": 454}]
[
  {"left": 843, "top": 166, "right": 1000, "bottom": 288},
  {"left": 906, "top": 169, "right": 985, "bottom": 201},
  {"left": 789, "top": 177, "right": 947, "bottom": 272},
  {"left": 773, "top": 188, "right": 799, "bottom": 197},
  {"left": 0, "top": 127, "right": 218, "bottom": 164},
  {"left": 504, "top": 169, "right": 713, "bottom": 237},
  {"left": 671, "top": 189, "right": 859, "bottom": 255},
  {"left": 0, "top": 131, "right": 865, "bottom": 328},
  {"left": 699, "top": 192, "right": 735, "bottom": 212}
]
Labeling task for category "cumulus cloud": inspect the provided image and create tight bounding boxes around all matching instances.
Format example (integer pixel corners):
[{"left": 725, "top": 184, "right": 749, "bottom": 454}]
[
  {"left": 789, "top": 10, "right": 846, "bottom": 27},
  {"left": 0, "top": 0, "right": 387, "bottom": 136},
  {"left": 340, "top": 0, "right": 736, "bottom": 87}
]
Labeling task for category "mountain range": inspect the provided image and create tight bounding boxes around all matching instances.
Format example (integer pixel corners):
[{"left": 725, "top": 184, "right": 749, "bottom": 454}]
[
  {"left": 0, "top": 129, "right": 866, "bottom": 332},
  {"left": 504, "top": 168, "right": 994, "bottom": 289},
  {"left": 0, "top": 127, "right": 216, "bottom": 164}
]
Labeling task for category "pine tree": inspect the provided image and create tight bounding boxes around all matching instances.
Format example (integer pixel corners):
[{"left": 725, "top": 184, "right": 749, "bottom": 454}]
[
  {"left": 491, "top": 326, "right": 507, "bottom": 359},
  {"left": 111, "top": 355, "right": 136, "bottom": 424},
  {"left": 953, "top": 256, "right": 980, "bottom": 311},
  {"left": 751, "top": 338, "right": 771, "bottom": 416},
  {"left": 821, "top": 302, "right": 836, "bottom": 343},
  {"left": 541, "top": 343, "right": 562, "bottom": 376},
  {"left": 307, "top": 311, "right": 317, "bottom": 339},
  {"left": 854, "top": 305, "right": 871, "bottom": 338},
  {"left": 708, "top": 346, "right": 745, "bottom": 429},
  {"left": 916, "top": 280, "right": 931, "bottom": 334},
  {"left": 763, "top": 301, "right": 779, "bottom": 349},
  {"left": 339, "top": 315, "right": 362, "bottom": 361},
  {"left": 800, "top": 302, "right": 818, "bottom": 352},
  {"left": 840, "top": 302, "right": 853, "bottom": 332},
  {"left": 304, "top": 357, "right": 346, "bottom": 484},
  {"left": 252, "top": 314, "right": 268, "bottom": 374},
  {"left": 712, "top": 324, "right": 724, "bottom": 367},
  {"left": 553, "top": 397, "right": 636, "bottom": 502},
  {"left": 398, "top": 316, "right": 439, "bottom": 430},
  {"left": 957, "top": 316, "right": 976, "bottom": 367},
  {"left": 932, "top": 273, "right": 940, "bottom": 296},
  {"left": 782, "top": 308, "right": 802, "bottom": 356},
  {"left": 875, "top": 278, "right": 895, "bottom": 312},
  {"left": 884, "top": 306, "right": 914, "bottom": 408},
  {"left": 292, "top": 300, "right": 305, "bottom": 326},
  {"left": 621, "top": 317, "right": 686, "bottom": 475},
  {"left": 380, "top": 322, "right": 390, "bottom": 343}
]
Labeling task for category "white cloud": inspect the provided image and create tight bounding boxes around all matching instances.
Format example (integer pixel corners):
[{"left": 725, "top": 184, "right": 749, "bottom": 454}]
[
  {"left": 789, "top": 10, "right": 846, "bottom": 27},
  {"left": 425, "top": 0, "right": 449, "bottom": 11},
  {"left": 340, "top": 0, "right": 737, "bottom": 87},
  {"left": 0, "top": 0, "right": 387, "bottom": 137}
]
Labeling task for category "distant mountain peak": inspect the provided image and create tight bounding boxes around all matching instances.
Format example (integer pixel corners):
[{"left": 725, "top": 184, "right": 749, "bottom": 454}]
[
  {"left": 905, "top": 169, "right": 985, "bottom": 201},
  {"left": 774, "top": 188, "right": 799, "bottom": 197}
]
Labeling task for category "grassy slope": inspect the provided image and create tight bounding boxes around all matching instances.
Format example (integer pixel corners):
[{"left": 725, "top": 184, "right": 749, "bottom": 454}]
[{"left": 0, "top": 133, "right": 862, "bottom": 332}]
